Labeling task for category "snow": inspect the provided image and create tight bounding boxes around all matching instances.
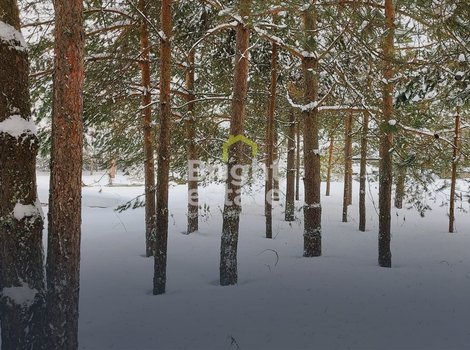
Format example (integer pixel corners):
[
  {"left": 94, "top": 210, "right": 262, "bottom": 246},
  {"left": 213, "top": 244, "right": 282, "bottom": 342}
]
[
  {"left": 1, "top": 283, "right": 38, "bottom": 307},
  {"left": 0, "top": 20, "right": 27, "bottom": 51},
  {"left": 286, "top": 93, "right": 318, "bottom": 112},
  {"left": 388, "top": 119, "right": 397, "bottom": 126},
  {"left": 13, "top": 203, "right": 40, "bottom": 221},
  {"left": 0, "top": 114, "right": 37, "bottom": 138},
  {"left": 2, "top": 172, "right": 470, "bottom": 349}
]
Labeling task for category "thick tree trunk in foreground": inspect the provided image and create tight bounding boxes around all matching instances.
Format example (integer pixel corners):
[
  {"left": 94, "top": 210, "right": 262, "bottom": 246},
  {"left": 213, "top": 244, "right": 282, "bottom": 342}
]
[
  {"left": 302, "top": 5, "right": 321, "bottom": 257},
  {"left": 325, "top": 133, "right": 334, "bottom": 196},
  {"left": 139, "top": 0, "right": 157, "bottom": 256},
  {"left": 154, "top": 0, "right": 172, "bottom": 295},
  {"left": 46, "top": 0, "right": 85, "bottom": 347},
  {"left": 285, "top": 108, "right": 296, "bottom": 221},
  {"left": 449, "top": 107, "right": 461, "bottom": 233},
  {"left": 0, "top": 1, "right": 45, "bottom": 348},
  {"left": 359, "top": 112, "right": 369, "bottom": 232},
  {"left": 220, "top": 0, "right": 251, "bottom": 286},
  {"left": 265, "top": 41, "right": 278, "bottom": 238},
  {"left": 295, "top": 118, "right": 301, "bottom": 201},
  {"left": 186, "top": 51, "right": 199, "bottom": 234},
  {"left": 342, "top": 113, "right": 353, "bottom": 222},
  {"left": 378, "top": 0, "right": 395, "bottom": 268}
]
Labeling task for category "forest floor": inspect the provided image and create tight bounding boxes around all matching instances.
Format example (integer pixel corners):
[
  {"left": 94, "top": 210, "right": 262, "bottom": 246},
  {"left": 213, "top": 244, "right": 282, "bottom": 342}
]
[{"left": 28, "top": 173, "right": 470, "bottom": 348}]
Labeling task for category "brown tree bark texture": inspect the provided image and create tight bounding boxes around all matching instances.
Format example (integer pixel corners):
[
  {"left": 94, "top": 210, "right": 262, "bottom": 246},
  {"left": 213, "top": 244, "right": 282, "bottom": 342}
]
[
  {"left": 186, "top": 51, "right": 199, "bottom": 234},
  {"left": 154, "top": 0, "right": 172, "bottom": 295},
  {"left": 394, "top": 167, "right": 405, "bottom": 209},
  {"left": 285, "top": 108, "right": 296, "bottom": 221},
  {"left": 325, "top": 133, "right": 334, "bottom": 197},
  {"left": 378, "top": 0, "right": 395, "bottom": 268},
  {"left": 359, "top": 112, "right": 369, "bottom": 232},
  {"left": 265, "top": 42, "right": 278, "bottom": 238},
  {"left": 342, "top": 113, "right": 353, "bottom": 222},
  {"left": 46, "top": 0, "right": 85, "bottom": 347},
  {"left": 139, "top": 0, "right": 157, "bottom": 256},
  {"left": 220, "top": 0, "right": 251, "bottom": 286},
  {"left": 302, "top": 5, "right": 322, "bottom": 257},
  {"left": 295, "top": 119, "right": 301, "bottom": 201},
  {"left": 0, "top": 1, "right": 45, "bottom": 348},
  {"left": 449, "top": 108, "right": 461, "bottom": 233}
]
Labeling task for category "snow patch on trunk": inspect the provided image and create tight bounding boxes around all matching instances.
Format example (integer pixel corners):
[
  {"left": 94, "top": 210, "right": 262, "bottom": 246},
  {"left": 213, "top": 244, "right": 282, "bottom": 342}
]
[
  {"left": 1, "top": 283, "right": 38, "bottom": 307},
  {"left": 0, "top": 115, "right": 37, "bottom": 138},
  {"left": 0, "top": 21, "right": 27, "bottom": 51},
  {"left": 13, "top": 202, "right": 41, "bottom": 221}
]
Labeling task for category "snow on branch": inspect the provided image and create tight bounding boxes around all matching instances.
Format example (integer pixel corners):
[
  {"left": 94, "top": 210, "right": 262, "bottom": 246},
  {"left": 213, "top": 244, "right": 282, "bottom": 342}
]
[
  {"left": 286, "top": 92, "right": 318, "bottom": 112},
  {"left": 399, "top": 124, "right": 455, "bottom": 149},
  {"left": 0, "top": 21, "right": 27, "bottom": 52}
]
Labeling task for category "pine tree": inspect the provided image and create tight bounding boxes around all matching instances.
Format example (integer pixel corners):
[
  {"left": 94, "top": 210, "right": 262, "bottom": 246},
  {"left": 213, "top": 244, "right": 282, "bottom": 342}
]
[
  {"left": 138, "top": 0, "right": 157, "bottom": 256},
  {"left": 153, "top": 0, "right": 173, "bottom": 295},
  {"left": 46, "top": 0, "right": 85, "bottom": 347},
  {"left": 378, "top": 0, "right": 395, "bottom": 268},
  {"left": 0, "top": 1, "right": 45, "bottom": 348},
  {"left": 302, "top": 3, "right": 321, "bottom": 257},
  {"left": 220, "top": 0, "right": 251, "bottom": 286}
]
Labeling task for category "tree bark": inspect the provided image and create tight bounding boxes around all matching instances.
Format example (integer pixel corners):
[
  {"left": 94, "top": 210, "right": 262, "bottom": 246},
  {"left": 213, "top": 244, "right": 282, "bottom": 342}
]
[
  {"left": 285, "top": 108, "right": 296, "bottom": 221},
  {"left": 0, "top": 1, "right": 45, "bottom": 348},
  {"left": 273, "top": 126, "right": 280, "bottom": 202},
  {"left": 347, "top": 120, "right": 353, "bottom": 206},
  {"left": 220, "top": 0, "right": 251, "bottom": 286},
  {"left": 449, "top": 107, "right": 461, "bottom": 233},
  {"left": 265, "top": 41, "right": 278, "bottom": 238},
  {"left": 302, "top": 4, "right": 321, "bottom": 257},
  {"left": 325, "top": 133, "right": 334, "bottom": 197},
  {"left": 46, "top": 0, "right": 85, "bottom": 347},
  {"left": 139, "top": 0, "right": 157, "bottom": 256},
  {"left": 153, "top": 0, "right": 172, "bottom": 295},
  {"left": 394, "top": 166, "right": 405, "bottom": 209},
  {"left": 342, "top": 113, "right": 353, "bottom": 222},
  {"left": 186, "top": 51, "right": 199, "bottom": 234},
  {"left": 378, "top": 0, "right": 395, "bottom": 268},
  {"left": 359, "top": 111, "right": 369, "bottom": 232},
  {"left": 295, "top": 117, "right": 301, "bottom": 201}
]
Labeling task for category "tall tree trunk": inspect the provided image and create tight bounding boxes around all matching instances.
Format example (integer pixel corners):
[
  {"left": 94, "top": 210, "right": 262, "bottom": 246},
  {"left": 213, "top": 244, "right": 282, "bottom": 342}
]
[
  {"left": 449, "top": 107, "right": 461, "bottom": 233},
  {"left": 139, "top": 0, "right": 157, "bottom": 256},
  {"left": 273, "top": 127, "right": 280, "bottom": 202},
  {"left": 265, "top": 41, "right": 278, "bottom": 238},
  {"left": 302, "top": 4, "right": 321, "bottom": 257},
  {"left": 295, "top": 117, "right": 301, "bottom": 201},
  {"left": 285, "top": 108, "right": 296, "bottom": 221},
  {"left": 46, "top": 0, "right": 85, "bottom": 347},
  {"left": 186, "top": 51, "right": 199, "bottom": 234},
  {"left": 378, "top": 0, "right": 395, "bottom": 268},
  {"left": 342, "top": 113, "right": 353, "bottom": 222},
  {"left": 347, "top": 114, "right": 353, "bottom": 205},
  {"left": 0, "top": 1, "right": 45, "bottom": 348},
  {"left": 359, "top": 111, "right": 369, "bottom": 232},
  {"left": 153, "top": 0, "right": 172, "bottom": 295},
  {"left": 394, "top": 166, "right": 405, "bottom": 209},
  {"left": 325, "top": 132, "right": 334, "bottom": 196},
  {"left": 220, "top": 0, "right": 251, "bottom": 286}
]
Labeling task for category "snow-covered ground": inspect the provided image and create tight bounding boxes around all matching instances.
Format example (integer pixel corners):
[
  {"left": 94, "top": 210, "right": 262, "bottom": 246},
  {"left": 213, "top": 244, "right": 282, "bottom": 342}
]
[{"left": 12, "top": 173, "right": 470, "bottom": 349}]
